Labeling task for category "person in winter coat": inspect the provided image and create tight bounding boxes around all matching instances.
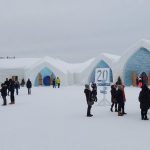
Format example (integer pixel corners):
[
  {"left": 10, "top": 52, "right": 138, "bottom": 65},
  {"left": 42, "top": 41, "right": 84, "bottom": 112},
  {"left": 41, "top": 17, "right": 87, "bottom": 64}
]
[
  {"left": 9, "top": 79, "right": 15, "bottom": 104},
  {"left": 84, "top": 84, "right": 94, "bottom": 117},
  {"left": 56, "top": 77, "right": 61, "bottom": 88},
  {"left": 139, "top": 84, "right": 150, "bottom": 120},
  {"left": 0, "top": 83, "right": 7, "bottom": 105},
  {"left": 4, "top": 78, "right": 10, "bottom": 96},
  {"left": 110, "top": 84, "right": 117, "bottom": 112},
  {"left": 14, "top": 80, "right": 20, "bottom": 95},
  {"left": 91, "top": 82, "right": 97, "bottom": 102},
  {"left": 26, "top": 79, "right": 32, "bottom": 95},
  {"left": 21, "top": 78, "right": 25, "bottom": 87},
  {"left": 116, "top": 85, "right": 126, "bottom": 116},
  {"left": 52, "top": 78, "right": 56, "bottom": 88}
]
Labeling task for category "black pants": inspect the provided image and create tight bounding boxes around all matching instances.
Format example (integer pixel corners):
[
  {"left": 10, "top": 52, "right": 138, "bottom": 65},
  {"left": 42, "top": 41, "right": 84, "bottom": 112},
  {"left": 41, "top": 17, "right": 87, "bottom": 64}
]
[
  {"left": 16, "top": 88, "right": 18, "bottom": 95},
  {"left": 87, "top": 105, "right": 92, "bottom": 116},
  {"left": 93, "top": 95, "right": 97, "bottom": 102},
  {"left": 111, "top": 102, "right": 118, "bottom": 110},
  {"left": 58, "top": 83, "right": 60, "bottom": 88},
  {"left": 2, "top": 96, "right": 7, "bottom": 105},
  {"left": 141, "top": 109, "right": 148, "bottom": 119},
  {"left": 10, "top": 92, "right": 15, "bottom": 103},
  {"left": 118, "top": 102, "right": 125, "bottom": 113},
  {"left": 28, "top": 88, "right": 31, "bottom": 95}
]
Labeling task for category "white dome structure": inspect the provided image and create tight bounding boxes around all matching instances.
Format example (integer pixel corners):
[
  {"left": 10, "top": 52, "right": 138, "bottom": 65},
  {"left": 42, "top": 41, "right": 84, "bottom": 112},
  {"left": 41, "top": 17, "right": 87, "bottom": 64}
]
[
  {"left": 115, "top": 39, "right": 150, "bottom": 86},
  {"left": 0, "top": 39, "right": 150, "bottom": 86},
  {"left": 80, "top": 53, "right": 120, "bottom": 85}
]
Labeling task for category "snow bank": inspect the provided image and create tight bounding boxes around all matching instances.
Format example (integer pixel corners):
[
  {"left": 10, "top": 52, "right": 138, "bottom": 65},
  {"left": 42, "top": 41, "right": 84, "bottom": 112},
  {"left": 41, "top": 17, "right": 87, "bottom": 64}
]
[{"left": 0, "top": 86, "right": 149, "bottom": 150}]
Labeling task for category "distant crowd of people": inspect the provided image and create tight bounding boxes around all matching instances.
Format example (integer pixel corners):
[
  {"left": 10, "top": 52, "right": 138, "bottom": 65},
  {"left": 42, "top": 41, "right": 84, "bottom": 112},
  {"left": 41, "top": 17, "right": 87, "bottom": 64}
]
[
  {"left": 0, "top": 78, "right": 32, "bottom": 106},
  {"left": 110, "top": 82, "right": 126, "bottom": 116},
  {"left": 84, "top": 77, "right": 150, "bottom": 120},
  {"left": 0, "top": 76, "right": 61, "bottom": 106}
]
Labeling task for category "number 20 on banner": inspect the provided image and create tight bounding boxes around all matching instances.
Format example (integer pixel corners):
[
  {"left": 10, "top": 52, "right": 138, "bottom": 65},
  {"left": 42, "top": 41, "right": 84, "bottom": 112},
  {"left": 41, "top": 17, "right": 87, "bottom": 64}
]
[{"left": 95, "top": 68, "right": 110, "bottom": 84}]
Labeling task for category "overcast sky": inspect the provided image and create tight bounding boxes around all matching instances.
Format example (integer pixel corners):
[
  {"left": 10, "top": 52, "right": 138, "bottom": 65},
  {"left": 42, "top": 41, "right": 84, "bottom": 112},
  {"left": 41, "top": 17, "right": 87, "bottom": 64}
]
[{"left": 0, "top": 0, "right": 150, "bottom": 62}]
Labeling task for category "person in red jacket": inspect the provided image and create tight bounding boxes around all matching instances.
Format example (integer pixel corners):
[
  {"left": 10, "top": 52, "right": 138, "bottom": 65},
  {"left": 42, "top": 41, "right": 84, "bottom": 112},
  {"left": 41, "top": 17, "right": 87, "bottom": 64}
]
[{"left": 116, "top": 85, "right": 127, "bottom": 116}]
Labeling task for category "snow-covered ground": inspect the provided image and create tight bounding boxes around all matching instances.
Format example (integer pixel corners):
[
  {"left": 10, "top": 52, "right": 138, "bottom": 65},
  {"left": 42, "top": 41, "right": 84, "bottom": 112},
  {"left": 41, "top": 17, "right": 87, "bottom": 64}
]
[{"left": 0, "top": 86, "right": 149, "bottom": 150}]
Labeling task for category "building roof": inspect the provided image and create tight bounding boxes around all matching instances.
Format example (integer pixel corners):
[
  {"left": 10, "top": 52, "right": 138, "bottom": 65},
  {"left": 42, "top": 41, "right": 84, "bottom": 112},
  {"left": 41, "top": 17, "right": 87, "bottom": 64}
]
[
  {"left": 0, "top": 58, "right": 40, "bottom": 69},
  {"left": 117, "top": 39, "right": 150, "bottom": 70},
  {"left": 0, "top": 56, "right": 95, "bottom": 74}
]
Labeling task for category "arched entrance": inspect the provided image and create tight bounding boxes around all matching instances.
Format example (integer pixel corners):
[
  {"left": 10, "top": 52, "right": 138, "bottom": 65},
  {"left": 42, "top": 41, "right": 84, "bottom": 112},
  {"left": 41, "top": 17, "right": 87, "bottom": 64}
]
[
  {"left": 123, "top": 48, "right": 150, "bottom": 86},
  {"left": 89, "top": 60, "right": 113, "bottom": 84},
  {"left": 34, "top": 67, "right": 56, "bottom": 86}
]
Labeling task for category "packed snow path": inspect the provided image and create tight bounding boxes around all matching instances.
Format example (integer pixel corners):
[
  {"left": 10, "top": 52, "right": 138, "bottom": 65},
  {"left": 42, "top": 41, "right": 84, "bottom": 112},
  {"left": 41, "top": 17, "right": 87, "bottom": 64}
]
[{"left": 0, "top": 86, "right": 149, "bottom": 150}]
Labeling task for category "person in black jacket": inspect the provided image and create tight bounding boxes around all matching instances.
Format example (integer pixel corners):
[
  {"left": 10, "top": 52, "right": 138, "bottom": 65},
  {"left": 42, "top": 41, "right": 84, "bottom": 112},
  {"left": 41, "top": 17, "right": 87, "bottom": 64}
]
[
  {"left": 26, "top": 79, "right": 32, "bottom": 95},
  {"left": 14, "top": 80, "right": 20, "bottom": 95},
  {"left": 9, "top": 79, "right": 15, "bottom": 104},
  {"left": 4, "top": 78, "right": 10, "bottom": 96},
  {"left": 1, "top": 83, "right": 7, "bottom": 105},
  {"left": 91, "top": 82, "right": 97, "bottom": 102},
  {"left": 139, "top": 84, "right": 150, "bottom": 120},
  {"left": 84, "top": 84, "right": 94, "bottom": 117},
  {"left": 21, "top": 78, "right": 25, "bottom": 87},
  {"left": 52, "top": 78, "right": 56, "bottom": 88},
  {"left": 110, "top": 84, "right": 117, "bottom": 112}
]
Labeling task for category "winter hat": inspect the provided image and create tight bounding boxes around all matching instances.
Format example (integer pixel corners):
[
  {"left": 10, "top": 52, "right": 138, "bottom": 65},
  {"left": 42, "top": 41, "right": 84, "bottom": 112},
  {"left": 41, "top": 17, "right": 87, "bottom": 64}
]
[{"left": 85, "top": 84, "right": 90, "bottom": 89}]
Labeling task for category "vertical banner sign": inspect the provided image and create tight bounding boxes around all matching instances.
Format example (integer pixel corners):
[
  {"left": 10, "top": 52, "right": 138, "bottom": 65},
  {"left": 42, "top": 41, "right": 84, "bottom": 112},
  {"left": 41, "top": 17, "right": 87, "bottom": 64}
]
[{"left": 95, "top": 68, "right": 110, "bottom": 86}]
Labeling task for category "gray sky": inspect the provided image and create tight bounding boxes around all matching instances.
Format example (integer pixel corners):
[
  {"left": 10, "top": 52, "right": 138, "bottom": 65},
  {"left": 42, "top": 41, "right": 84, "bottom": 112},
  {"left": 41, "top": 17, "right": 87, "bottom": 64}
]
[{"left": 0, "top": 0, "right": 150, "bottom": 62}]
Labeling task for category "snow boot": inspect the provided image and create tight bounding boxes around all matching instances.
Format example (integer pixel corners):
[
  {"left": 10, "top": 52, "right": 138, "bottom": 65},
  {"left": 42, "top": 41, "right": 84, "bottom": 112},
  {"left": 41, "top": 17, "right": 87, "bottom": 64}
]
[
  {"left": 122, "top": 112, "right": 127, "bottom": 115},
  {"left": 87, "top": 114, "right": 93, "bottom": 117},
  {"left": 118, "top": 112, "right": 123, "bottom": 116},
  {"left": 115, "top": 109, "right": 118, "bottom": 112},
  {"left": 144, "top": 116, "right": 149, "bottom": 120},
  {"left": 9, "top": 102, "right": 15, "bottom": 104},
  {"left": 110, "top": 108, "right": 113, "bottom": 112},
  {"left": 2, "top": 104, "right": 7, "bottom": 106}
]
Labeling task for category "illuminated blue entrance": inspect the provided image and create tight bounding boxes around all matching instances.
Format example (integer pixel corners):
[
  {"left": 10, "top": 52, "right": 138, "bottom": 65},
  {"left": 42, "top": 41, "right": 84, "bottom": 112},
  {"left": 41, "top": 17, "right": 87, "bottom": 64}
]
[
  {"left": 34, "top": 67, "right": 56, "bottom": 86},
  {"left": 43, "top": 76, "right": 50, "bottom": 86},
  {"left": 89, "top": 60, "right": 113, "bottom": 84},
  {"left": 124, "top": 48, "right": 150, "bottom": 86}
]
